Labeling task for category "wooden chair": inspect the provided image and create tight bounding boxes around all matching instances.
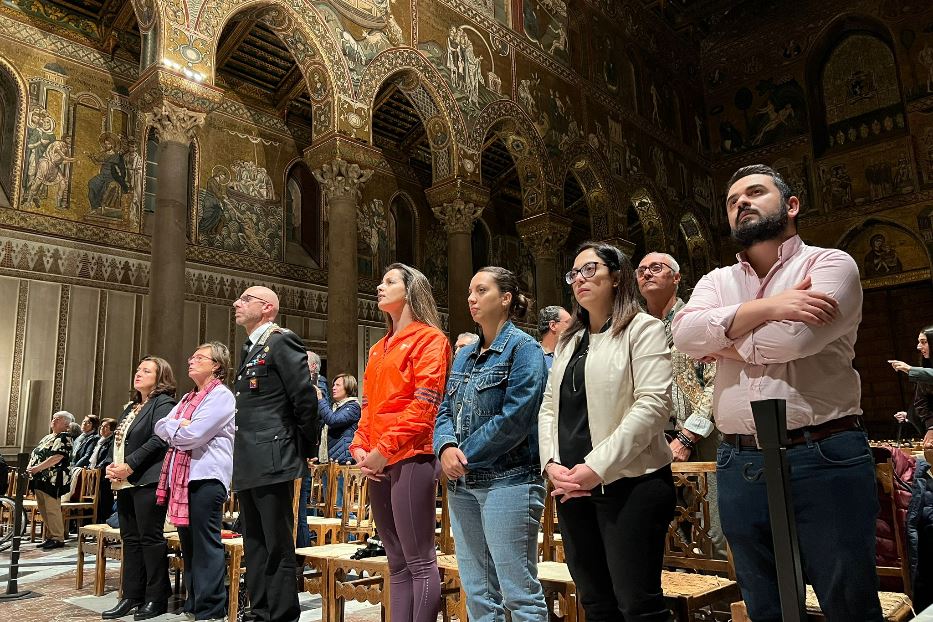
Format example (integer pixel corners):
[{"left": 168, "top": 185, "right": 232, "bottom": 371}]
[
  {"left": 875, "top": 459, "right": 912, "bottom": 595},
  {"left": 296, "top": 542, "right": 366, "bottom": 617},
  {"left": 662, "top": 462, "right": 741, "bottom": 621},
  {"left": 63, "top": 468, "right": 100, "bottom": 532},
  {"left": 730, "top": 587, "right": 913, "bottom": 622},
  {"left": 539, "top": 480, "right": 563, "bottom": 562},
  {"left": 307, "top": 462, "right": 342, "bottom": 544},
  {"left": 436, "top": 477, "right": 455, "bottom": 555},
  {"left": 336, "top": 465, "right": 375, "bottom": 542},
  {"left": 328, "top": 553, "right": 391, "bottom": 622},
  {"left": 76, "top": 523, "right": 122, "bottom": 596}
]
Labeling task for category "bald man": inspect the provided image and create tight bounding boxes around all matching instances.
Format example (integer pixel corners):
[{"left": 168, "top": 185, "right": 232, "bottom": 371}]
[{"left": 231, "top": 286, "right": 318, "bottom": 622}]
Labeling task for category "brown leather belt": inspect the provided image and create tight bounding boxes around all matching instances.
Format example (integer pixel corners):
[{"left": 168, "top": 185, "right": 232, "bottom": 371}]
[{"left": 725, "top": 414, "right": 863, "bottom": 450}]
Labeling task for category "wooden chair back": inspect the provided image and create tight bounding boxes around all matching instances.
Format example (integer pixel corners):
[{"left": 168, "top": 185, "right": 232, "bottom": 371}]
[
  {"left": 291, "top": 477, "right": 302, "bottom": 542},
  {"left": 540, "top": 479, "right": 562, "bottom": 562},
  {"left": 875, "top": 459, "right": 912, "bottom": 596},
  {"left": 436, "top": 476, "right": 454, "bottom": 554},
  {"left": 308, "top": 461, "right": 334, "bottom": 517},
  {"left": 223, "top": 488, "right": 238, "bottom": 523},
  {"left": 665, "top": 461, "right": 734, "bottom": 577},
  {"left": 334, "top": 465, "right": 374, "bottom": 541}
]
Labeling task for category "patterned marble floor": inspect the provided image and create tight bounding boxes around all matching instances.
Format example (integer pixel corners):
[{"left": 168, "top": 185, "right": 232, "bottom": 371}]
[{"left": 0, "top": 538, "right": 385, "bottom": 621}]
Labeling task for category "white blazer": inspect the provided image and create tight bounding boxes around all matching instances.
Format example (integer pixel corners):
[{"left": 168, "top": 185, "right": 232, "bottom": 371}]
[{"left": 538, "top": 312, "right": 674, "bottom": 485}]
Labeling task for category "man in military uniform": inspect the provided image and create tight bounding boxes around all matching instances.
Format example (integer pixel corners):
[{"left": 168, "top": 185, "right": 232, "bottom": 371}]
[{"left": 232, "top": 285, "right": 318, "bottom": 622}]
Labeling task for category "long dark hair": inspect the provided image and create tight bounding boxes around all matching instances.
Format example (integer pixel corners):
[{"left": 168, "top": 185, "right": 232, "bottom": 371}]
[
  {"left": 474, "top": 266, "right": 531, "bottom": 342},
  {"left": 922, "top": 325, "right": 933, "bottom": 369},
  {"left": 381, "top": 263, "right": 444, "bottom": 333},
  {"left": 132, "top": 355, "right": 177, "bottom": 404},
  {"left": 559, "top": 241, "right": 642, "bottom": 347}
]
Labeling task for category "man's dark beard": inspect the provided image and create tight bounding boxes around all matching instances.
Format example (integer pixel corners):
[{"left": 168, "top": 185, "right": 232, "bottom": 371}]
[{"left": 732, "top": 203, "right": 789, "bottom": 247}]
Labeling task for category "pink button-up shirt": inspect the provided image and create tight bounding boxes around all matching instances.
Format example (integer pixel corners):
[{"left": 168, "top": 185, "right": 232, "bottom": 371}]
[{"left": 671, "top": 235, "right": 863, "bottom": 435}]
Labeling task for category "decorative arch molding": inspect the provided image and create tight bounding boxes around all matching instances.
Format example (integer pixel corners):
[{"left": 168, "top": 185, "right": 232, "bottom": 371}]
[
  {"left": 468, "top": 99, "right": 553, "bottom": 181},
  {"left": 626, "top": 182, "right": 668, "bottom": 252},
  {"left": 559, "top": 140, "right": 621, "bottom": 214},
  {"left": 0, "top": 55, "right": 29, "bottom": 209},
  {"left": 359, "top": 51, "right": 463, "bottom": 182},
  {"left": 198, "top": 0, "right": 349, "bottom": 134},
  {"left": 130, "top": 0, "right": 160, "bottom": 32},
  {"left": 678, "top": 210, "right": 714, "bottom": 286}
]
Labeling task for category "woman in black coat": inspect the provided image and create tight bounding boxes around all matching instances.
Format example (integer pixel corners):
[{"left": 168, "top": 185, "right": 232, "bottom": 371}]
[{"left": 102, "top": 356, "right": 176, "bottom": 621}]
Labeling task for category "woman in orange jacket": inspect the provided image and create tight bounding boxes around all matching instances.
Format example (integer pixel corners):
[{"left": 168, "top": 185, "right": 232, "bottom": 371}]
[{"left": 350, "top": 262, "right": 451, "bottom": 622}]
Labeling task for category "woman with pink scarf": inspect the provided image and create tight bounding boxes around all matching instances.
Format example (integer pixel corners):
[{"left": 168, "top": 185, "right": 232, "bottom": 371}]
[{"left": 155, "top": 341, "right": 235, "bottom": 622}]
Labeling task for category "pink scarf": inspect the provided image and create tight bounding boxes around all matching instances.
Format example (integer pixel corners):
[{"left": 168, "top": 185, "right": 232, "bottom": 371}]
[{"left": 155, "top": 378, "right": 221, "bottom": 526}]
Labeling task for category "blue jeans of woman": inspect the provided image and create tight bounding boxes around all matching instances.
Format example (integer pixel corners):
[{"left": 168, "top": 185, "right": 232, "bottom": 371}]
[
  {"left": 716, "top": 430, "right": 884, "bottom": 622},
  {"left": 448, "top": 481, "right": 547, "bottom": 622}
]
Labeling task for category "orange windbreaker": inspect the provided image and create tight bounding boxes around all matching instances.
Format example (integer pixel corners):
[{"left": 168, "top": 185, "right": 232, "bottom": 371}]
[{"left": 349, "top": 321, "right": 451, "bottom": 465}]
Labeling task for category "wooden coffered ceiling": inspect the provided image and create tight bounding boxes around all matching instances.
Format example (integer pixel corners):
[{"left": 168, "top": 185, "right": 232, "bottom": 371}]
[
  {"left": 215, "top": 17, "right": 314, "bottom": 126},
  {"left": 372, "top": 82, "right": 433, "bottom": 187}
]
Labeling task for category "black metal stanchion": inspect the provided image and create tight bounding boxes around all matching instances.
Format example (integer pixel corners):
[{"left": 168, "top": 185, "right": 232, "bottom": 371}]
[
  {"left": 750, "top": 399, "right": 805, "bottom": 622},
  {"left": 0, "top": 452, "right": 38, "bottom": 601}
]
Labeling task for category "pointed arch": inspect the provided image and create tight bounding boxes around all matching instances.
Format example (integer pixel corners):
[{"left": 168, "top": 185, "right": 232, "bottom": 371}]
[
  {"left": 203, "top": 1, "right": 346, "bottom": 136},
  {"left": 471, "top": 100, "right": 554, "bottom": 216},
  {"left": 358, "top": 49, "right": 465, "bottom": 182},
  {"left": 558, "top": 140, "right": 622, "bottom": 238},
  {"left": 469, "top": 99, "right": 553, "bottom": 179}
]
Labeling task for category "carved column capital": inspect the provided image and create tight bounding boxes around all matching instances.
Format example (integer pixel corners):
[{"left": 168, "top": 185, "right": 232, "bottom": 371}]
[
  {"left": 516, "top": 213, "right": 572, "bottom": 258},
  {"left": 312, "top": 157, "right": 374, "bottom": 203},
  {"left": 145, "top": 101, "right": 205, "bottom": 145},
  {"left": 432, "top": 198, "right": 484, "bottom": 236}
]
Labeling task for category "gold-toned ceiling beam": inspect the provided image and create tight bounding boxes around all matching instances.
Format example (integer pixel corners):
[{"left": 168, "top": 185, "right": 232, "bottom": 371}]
[
  {"left": 399, "top": 124, "right": 427, "bottom": 152},
  {"left": 273, "top": 64, "right": 306, "bottom": 111},
  {"left": 217, "top": 18, "right": 259, "bottom": 69},
  {"left": 99, "top": 0, "right": 137, "bottom": 44},
  {"left": 372, "top": 83, "right": 400, "bottom": 114}
]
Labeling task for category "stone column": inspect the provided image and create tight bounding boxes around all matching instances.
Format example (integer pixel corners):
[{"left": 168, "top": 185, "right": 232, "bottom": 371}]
[
  {"left": 313, "top": 158, "right": 372, "bottom": 378},
  {"left": 516, "top": 213, "right": 572, "bottom": 310},
  {"left": 144, "top": 101, "right": 205, "bottom": 377},
  {"left": 426, "top": 180, "right": 489, "bottom": 341},
  {"left": 432, "top": 198, "right": 485, "bottom": 339}
]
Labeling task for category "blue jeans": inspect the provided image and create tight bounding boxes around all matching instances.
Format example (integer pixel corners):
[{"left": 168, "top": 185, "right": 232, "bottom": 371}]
[
  {"left": 716, "top": 430, "right": 884, "bottom": 622},
  {"left": 448, "top": 481, "right": 547, "bottom": 622}
]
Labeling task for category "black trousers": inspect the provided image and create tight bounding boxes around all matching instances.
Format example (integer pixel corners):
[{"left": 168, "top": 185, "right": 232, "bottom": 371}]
[
  {"left": 556, "top": 466, "right": 676, "bottom": 622},
  {"left": 239, "top": 481, "right": 299, "bottom": 622},
  {"left": 117, "top": 484, "right": 170, "bottom": 603},
  {"left": 96, "top": 472, "right": 113, "bottom": 524},
  {"left": 178, "top": 479, "right": 228, "bottom": 620}
]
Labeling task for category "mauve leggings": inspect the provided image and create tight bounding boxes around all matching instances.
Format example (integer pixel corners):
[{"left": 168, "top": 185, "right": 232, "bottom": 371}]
[{"left": 367, "top": 454, "right": 440, "bottom": 622}]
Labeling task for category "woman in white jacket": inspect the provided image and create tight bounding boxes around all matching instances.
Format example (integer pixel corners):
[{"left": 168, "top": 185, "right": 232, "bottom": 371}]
[{"left": 538, "top": 241, "right": 675, "bottom": 622}]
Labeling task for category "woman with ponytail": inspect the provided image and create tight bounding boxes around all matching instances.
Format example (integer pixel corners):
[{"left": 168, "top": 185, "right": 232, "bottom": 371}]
[{"left": 434, "top": 266, "right": 549, "bottom": 622}]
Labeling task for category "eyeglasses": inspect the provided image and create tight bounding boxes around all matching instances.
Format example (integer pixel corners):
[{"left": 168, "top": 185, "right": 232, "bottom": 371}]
[
  {"left": 188, "top": 354, "right": 216, "bottom": 363},
  {"left": 635, "top": 262, "right": 673, "bottom": 278},
  {"left": 235, "top": 294, "right": 269, "bottom": 306},
  {"left": 564, "top": 261, "right": 608, "bottom": 284}
]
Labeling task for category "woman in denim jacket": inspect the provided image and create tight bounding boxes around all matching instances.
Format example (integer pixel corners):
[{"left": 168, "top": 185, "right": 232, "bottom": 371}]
[{"left": 434, "top": 266, "right": 548, "bottom": 622}]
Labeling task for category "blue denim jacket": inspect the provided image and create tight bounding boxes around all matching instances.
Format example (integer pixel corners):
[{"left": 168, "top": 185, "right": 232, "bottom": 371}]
[{"left": 434, "top": 321, "right": 546, "bottom": 489}]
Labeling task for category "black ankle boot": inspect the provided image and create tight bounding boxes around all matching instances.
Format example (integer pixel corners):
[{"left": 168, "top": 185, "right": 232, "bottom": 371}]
[
  {"left": 133, "top": 601, "right": 167, "bottom": 621},
  {"left": 101, "top": 598, "right": 141, "bottom": 619}
]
